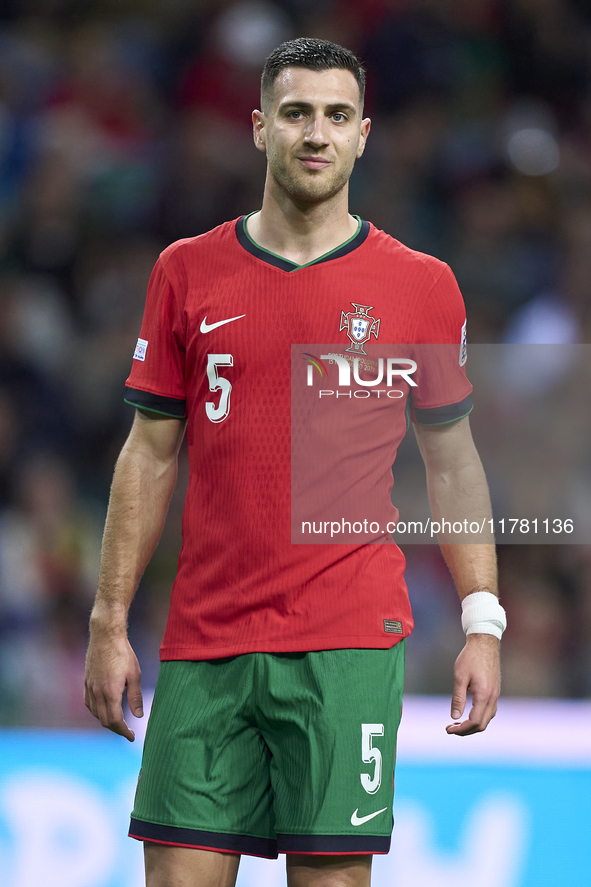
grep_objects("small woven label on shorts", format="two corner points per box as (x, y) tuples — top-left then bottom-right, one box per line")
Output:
(383, 619), (403, 634)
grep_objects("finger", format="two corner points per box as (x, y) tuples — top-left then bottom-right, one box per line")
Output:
(107, 717), (136, 742)
(467, 689), (487, 728)
(94, 690), (111, 730)
(104, 693), (136, 742)
(447, 690), (498, 735)
(85, 684), (98, 719)
(91, 686), (134, 741)
(446, 706), (484, 735)
(446, 711), (482, 735)
(469, 679), (500, 730)
(450, 674), (467, 721)
(478, 694), (499, 731)
(126, 671), (144, 719)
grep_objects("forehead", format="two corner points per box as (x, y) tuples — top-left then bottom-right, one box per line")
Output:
(270, 66), (361, 110)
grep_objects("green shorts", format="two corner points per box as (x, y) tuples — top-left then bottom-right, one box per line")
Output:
(129, 643), (405, 858)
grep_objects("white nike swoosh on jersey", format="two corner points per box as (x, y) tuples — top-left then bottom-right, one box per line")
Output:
(200, 314), (246, 333)
(350, 807), (388, 827)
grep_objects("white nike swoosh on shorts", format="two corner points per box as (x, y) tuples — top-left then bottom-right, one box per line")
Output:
(200, 314), (246, 333)
(350, 807), (388, 827)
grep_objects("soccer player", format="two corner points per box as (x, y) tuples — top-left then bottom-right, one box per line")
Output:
(84, 38), (505, 887)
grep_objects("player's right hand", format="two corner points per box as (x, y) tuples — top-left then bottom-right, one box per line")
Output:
(84, 630), (143, 742)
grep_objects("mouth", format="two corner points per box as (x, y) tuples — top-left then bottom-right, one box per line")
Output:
(298, 156), (331, 170)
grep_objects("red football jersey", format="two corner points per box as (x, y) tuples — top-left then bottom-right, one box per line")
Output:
(125, 216), (473, 660)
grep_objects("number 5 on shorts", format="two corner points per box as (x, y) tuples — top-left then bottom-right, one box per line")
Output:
(361, 723), (384, 795)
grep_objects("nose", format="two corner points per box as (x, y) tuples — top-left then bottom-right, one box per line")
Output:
(304, 112), (329, 148)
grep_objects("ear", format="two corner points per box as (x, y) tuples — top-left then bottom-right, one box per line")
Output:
(356, 117), (371, 159)
(252, 109), (267, 154)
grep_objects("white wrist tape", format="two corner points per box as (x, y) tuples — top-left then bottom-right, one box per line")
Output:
(461, 591), (507, 640)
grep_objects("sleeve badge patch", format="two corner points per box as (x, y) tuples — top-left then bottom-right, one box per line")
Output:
(133, 338), (148, 361)
(459, 320), (467, 366)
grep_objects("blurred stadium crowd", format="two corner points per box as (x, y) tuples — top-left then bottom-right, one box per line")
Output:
(0, 0), (590, 727)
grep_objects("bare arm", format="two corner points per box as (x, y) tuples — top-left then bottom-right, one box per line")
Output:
(84, 409), (186, 740)
(414, 415), (501, 736)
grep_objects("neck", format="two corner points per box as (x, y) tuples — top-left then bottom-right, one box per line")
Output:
(247, 179), (358, 266)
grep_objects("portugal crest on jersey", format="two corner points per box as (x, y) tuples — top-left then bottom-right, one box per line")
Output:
(339, 303), (381, 354)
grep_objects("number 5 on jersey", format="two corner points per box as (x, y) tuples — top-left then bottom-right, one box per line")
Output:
(206, 354), (233, 423)
(361, 723), (384, 794)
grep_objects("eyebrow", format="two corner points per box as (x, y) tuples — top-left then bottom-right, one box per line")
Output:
(279, 101), (358, 115)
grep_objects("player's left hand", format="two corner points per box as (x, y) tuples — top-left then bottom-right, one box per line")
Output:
(446, 633), (500, 736)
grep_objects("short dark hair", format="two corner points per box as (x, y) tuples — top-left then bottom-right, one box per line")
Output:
(261, 37), (366, 111)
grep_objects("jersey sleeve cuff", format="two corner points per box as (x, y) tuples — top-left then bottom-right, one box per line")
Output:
(124, 386), (186, 418)
(413, 393), (473, 426)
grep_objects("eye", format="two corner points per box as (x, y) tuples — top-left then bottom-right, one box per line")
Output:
(287, 110), (304, 119)
(332, 112), (347, 123)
